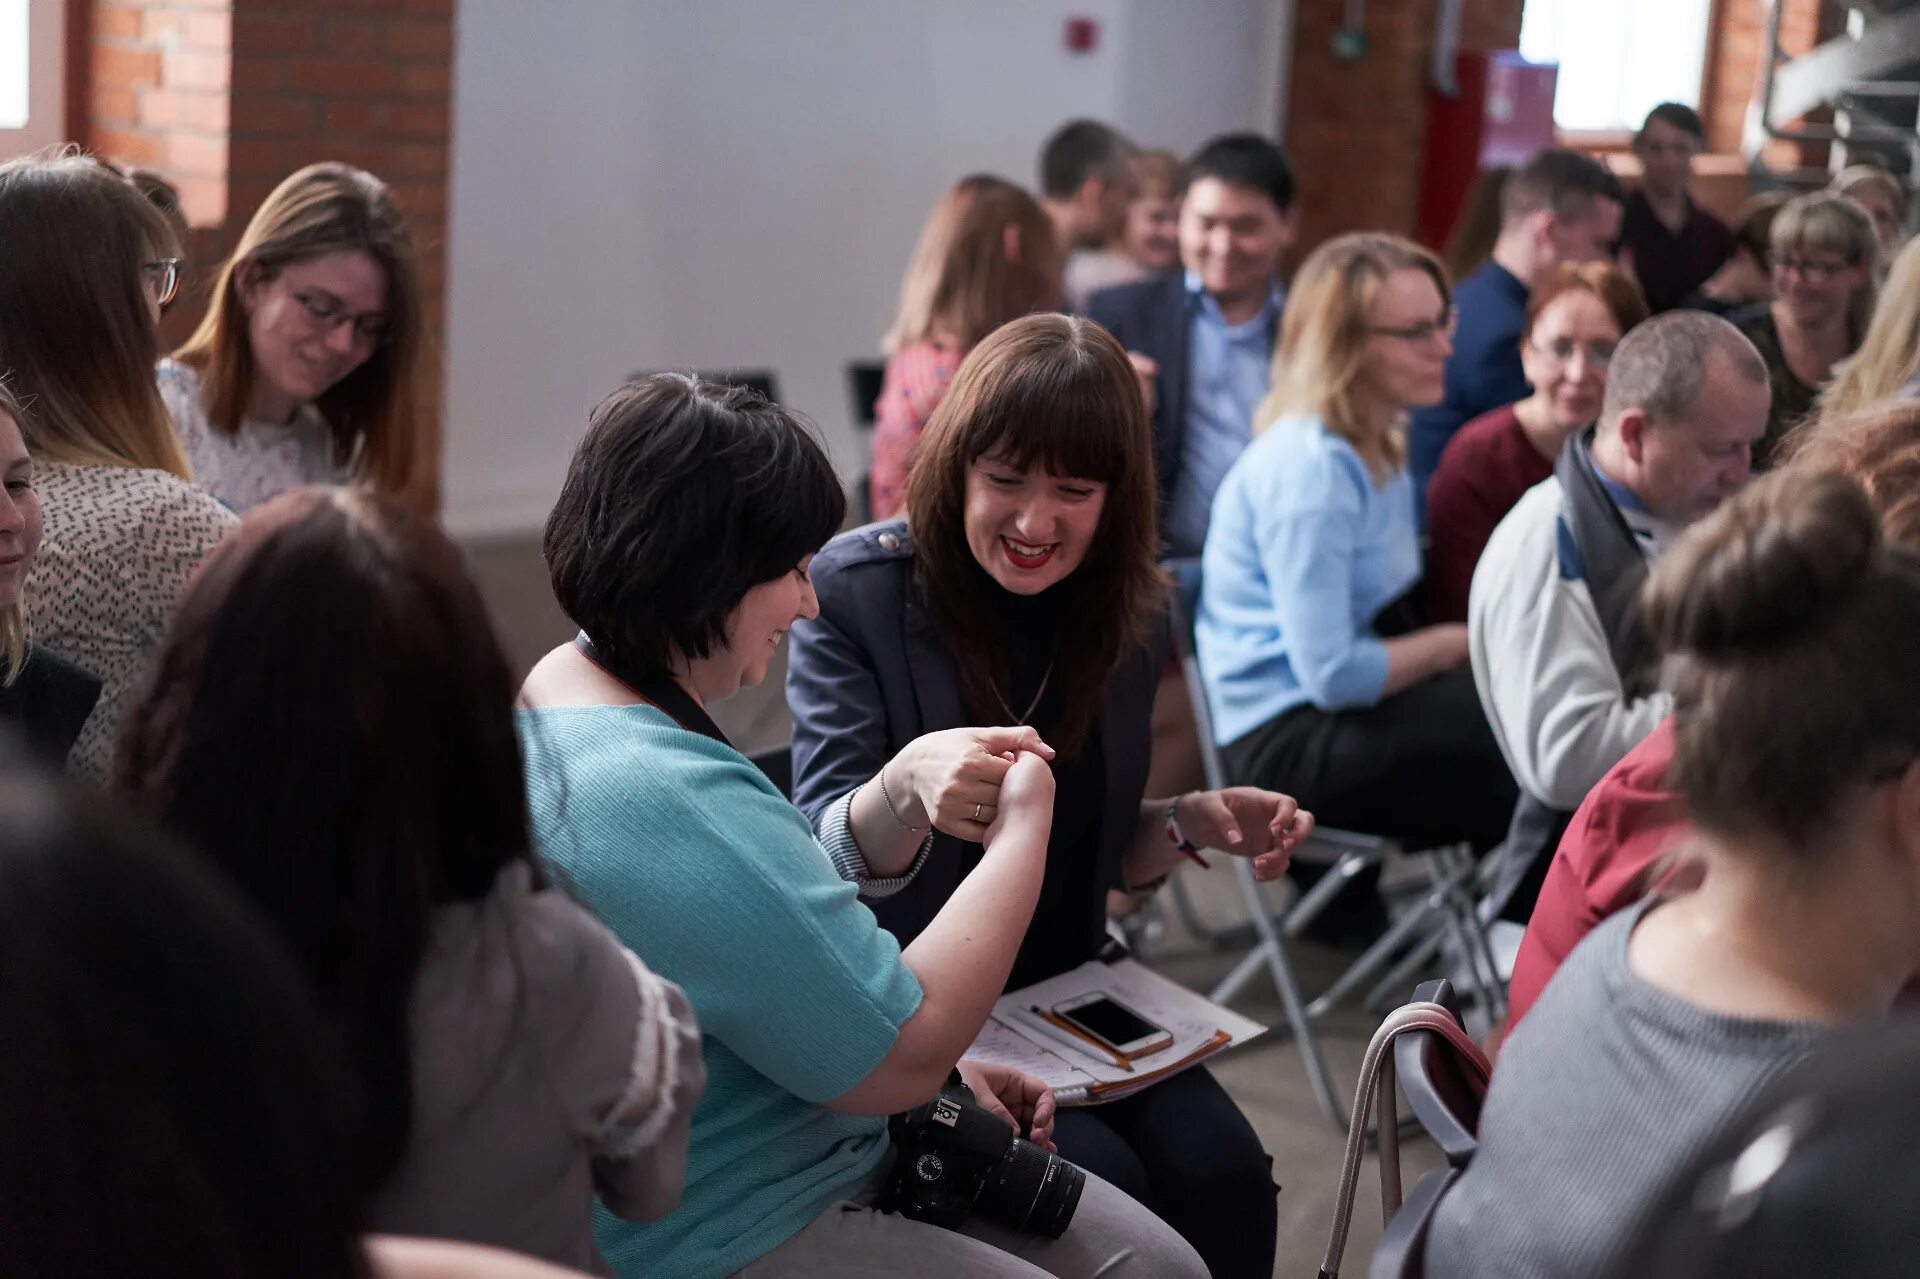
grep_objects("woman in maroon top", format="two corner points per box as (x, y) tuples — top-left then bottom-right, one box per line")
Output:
(1424, 261), (1648, 621)
(869, 175), (1059, 520)
(1618, 103), (1736, 314)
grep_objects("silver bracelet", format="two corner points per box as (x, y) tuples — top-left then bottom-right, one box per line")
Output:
(877, 764), (929, 833)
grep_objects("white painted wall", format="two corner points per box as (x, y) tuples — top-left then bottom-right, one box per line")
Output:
(443, 0), (1271, 536)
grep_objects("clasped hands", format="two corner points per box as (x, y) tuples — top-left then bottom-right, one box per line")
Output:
(890, 726), (1313, 879)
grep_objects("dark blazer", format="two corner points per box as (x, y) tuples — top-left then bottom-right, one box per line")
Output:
(786, 520), (1160, 957)
(0, 645), (102, 767)
(1086, 275), (1284, 526)
(1086, 274), (1192, 502)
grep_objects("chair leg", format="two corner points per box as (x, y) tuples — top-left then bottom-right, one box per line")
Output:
(1281, 849), (1379, 936)
(1440, 846), (1510, 1022)
(1216, 857), (1349, 1129)
(1306, 881), (1458, 1019)
(1362, 927), (1449, 1013)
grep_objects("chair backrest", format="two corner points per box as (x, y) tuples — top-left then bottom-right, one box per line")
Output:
(1160, 556), (1231, 793)
(847, 361), (886, 429)
(1368, 1166), (1460, 1279)
(1393, 978), (1485, 1167)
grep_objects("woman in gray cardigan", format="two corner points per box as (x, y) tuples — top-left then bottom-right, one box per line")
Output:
(788, 314), (1311, 1279)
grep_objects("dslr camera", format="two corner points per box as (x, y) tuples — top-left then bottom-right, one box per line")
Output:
(879, 1074), (1084, 1238)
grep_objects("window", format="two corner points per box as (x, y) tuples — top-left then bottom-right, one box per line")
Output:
(1520, 0), (1713, 134)
(1, 0), (27, 129)
(1, 0), (65, 152)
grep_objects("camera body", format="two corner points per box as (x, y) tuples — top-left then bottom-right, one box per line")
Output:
(881, 1076), (1084, 1239)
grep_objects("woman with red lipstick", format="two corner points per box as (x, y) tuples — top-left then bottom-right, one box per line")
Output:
(1425, 261), (1649, 621)
(1731, 192), (1877, 464)
(789, 313), (1308, 1279)
(162, 162), (429, 512)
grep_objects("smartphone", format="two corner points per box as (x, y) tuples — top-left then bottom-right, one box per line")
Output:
(1051, 992), (1175, 1060)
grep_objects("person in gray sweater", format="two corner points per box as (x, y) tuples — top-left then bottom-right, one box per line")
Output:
(116, 487), (703, 1276)
(1426, 467), (1920, 1279)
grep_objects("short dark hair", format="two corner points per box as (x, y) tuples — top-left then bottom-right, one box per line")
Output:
(1637, 101), (1706, 145)
(1182, 132), (1295, 215)
(0, 738), (365, 1277)
(1039, 119), (1133, 199)
(1500, 147), (1625, 227)
(545, 374), (846, 680)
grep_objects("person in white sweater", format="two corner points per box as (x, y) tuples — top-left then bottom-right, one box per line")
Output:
(1468, 313), (1769, 845)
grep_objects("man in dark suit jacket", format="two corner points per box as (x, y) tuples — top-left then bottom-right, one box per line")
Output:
(1086, 133), (1297, 558)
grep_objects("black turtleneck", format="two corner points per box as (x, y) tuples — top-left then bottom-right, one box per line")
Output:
(965, 574), (1110, 989)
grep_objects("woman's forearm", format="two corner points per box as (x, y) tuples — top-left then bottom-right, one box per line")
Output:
(846, 760), (927, 877)
(1381, 624), (1469, 698)
(1121, 795), (1188, 889)
(825, 806), (1049, 1115)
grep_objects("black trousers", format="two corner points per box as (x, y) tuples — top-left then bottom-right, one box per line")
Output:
(1050, 1065), (1277, 1279)
(1220, 668), (1518, 854)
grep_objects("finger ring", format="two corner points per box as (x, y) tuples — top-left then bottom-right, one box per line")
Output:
(973, 802), (983, 821)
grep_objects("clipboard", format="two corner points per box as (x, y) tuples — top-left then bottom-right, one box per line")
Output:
(964, 957), (1266, 1105)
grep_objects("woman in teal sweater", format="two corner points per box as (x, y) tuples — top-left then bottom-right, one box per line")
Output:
(517, 374), (1205, 1279)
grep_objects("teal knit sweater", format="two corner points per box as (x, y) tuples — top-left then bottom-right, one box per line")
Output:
(519, 705), (923, 1279)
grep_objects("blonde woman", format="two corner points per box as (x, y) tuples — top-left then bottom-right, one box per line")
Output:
(1730, 191), (1878, 461)
(1821, 235), (1920, 416)
(0, 153), (237, 780)
(1833, 164), (1909, 265)
(1197, 233), (1517, 853)
(868, 175), (1060, 519)
(163, 162), (428, 511)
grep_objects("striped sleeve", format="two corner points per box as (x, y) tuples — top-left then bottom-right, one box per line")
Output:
(817, 787), (933, 900)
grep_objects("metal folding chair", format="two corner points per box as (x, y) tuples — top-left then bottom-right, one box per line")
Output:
(1162, 559), (1506, 1129)
(1320, 983), (1491, 1279)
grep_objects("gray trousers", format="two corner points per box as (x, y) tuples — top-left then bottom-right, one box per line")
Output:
(730, 1167), (1208, 1278)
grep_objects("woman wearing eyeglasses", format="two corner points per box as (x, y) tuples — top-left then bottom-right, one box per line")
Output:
(0, 153), (238, 781)
(160, 163), (428, 512)
(1424, 262), (1650, 622)
(1197, 233), (1518, 856)
(1730, 192), (1878, 463)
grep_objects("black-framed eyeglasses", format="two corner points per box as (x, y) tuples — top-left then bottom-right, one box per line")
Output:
(1773, 255), (1851, 283)
(290, 288), (390, 348)
(1368, 306), (1456, 344)
(143, 258), (183, 308)
(1529, 337), (1617, 369)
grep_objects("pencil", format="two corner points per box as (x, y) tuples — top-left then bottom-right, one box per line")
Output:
(1027, 1005), (1134, 1073)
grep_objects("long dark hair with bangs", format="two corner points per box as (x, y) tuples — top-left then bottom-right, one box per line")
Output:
(906, 313), (1164, 754)
(115, 486), (543, 1195)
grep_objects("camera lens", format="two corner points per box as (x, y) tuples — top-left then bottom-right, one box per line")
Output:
(975, 1135), (1085, 1239)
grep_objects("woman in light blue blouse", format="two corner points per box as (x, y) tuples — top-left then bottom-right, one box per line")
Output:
(517, 375), (1205, 1279)
(1197, 233), (1517, 853)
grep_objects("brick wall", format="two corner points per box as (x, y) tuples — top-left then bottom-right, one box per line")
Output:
(1279, 0), (1857, 264)
(74, 0), (453, 509)
(1704, 0), (1839, 165)
(1283, 0), (1526, 261)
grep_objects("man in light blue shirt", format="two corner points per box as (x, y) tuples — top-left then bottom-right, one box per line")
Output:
(1087, 133), (1298, 558)
(1166, 273), (1285, 558)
